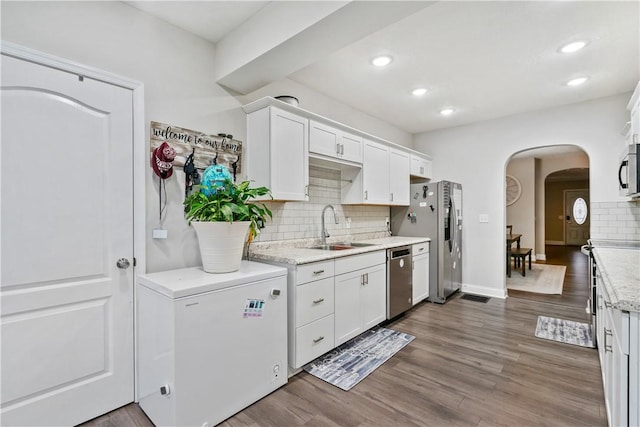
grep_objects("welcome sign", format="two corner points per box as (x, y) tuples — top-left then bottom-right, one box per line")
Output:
(150, 121), (243, 176)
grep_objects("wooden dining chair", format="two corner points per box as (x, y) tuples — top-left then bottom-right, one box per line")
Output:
(506, 225), (513, 235)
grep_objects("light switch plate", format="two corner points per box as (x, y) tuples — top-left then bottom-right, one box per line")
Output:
(479, 214), (489, 223)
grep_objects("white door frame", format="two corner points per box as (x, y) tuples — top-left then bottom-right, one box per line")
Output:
(0, 40), (146, 400)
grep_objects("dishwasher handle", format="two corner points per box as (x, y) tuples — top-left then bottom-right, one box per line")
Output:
(389, 247), (411, 259)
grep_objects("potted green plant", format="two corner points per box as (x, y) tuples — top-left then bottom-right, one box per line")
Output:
(184, 169), (272, 273)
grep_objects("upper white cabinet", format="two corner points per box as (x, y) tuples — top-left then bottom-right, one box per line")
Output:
(362, 140), (390, 204)
(410, 154), (433, 180)
(342, 140), (412, 206)
(243, 97), (434, 205)
(389, 148), (410, 205)
(309, 120), (362, 164)
(246, 106), (309, 201)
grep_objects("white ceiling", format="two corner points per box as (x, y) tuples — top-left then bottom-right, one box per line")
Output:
(125, 1), (639, 135)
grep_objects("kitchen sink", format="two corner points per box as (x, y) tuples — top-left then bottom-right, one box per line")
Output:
(306, 242), (378, 250)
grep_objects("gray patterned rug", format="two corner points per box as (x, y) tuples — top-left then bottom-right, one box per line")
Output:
(534, 316), (594, 348)
(303, 327), (415, 391)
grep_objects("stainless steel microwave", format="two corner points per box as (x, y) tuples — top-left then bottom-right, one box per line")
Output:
(619, 143), (639, 197)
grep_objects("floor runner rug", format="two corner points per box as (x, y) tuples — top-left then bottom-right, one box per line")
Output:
(303, 327), (415, 391)
(507, 264), (566, 294)
(534, 315), (594, 348)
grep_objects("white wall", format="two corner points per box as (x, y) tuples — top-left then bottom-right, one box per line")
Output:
(1, 1), (412, 273)
(413, 93), (631, 298)
(506, 157), (536, 255)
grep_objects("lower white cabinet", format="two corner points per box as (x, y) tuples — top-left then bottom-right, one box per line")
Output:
(597, 273), (639, 427)
(274, 250), (388, 370)
(411, 242), (429, 305)
(334, 251), (386, 346)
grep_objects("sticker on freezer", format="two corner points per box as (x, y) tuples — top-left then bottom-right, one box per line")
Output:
(243, 299), (265, 318)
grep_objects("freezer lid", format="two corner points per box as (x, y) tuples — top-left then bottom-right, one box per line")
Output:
(137, 261), (287, 299)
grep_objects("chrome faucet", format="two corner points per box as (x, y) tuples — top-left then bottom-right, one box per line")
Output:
(321, 205), (338, 245)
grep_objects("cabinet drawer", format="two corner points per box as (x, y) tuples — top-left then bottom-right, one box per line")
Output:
(412, 242), (429, 255)
(297, 260), (335, 285)
(294, 314), (335, 368)
(296, 277), (334, 327)
(335, 250), (386, 276)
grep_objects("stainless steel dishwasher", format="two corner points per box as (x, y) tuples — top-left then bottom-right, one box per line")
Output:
(387, 245), (413, 319)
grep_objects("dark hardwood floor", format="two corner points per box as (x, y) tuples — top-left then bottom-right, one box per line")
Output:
(82, 245), (605, 427)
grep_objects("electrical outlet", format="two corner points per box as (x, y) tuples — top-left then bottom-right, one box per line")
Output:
(479, 214), (489, 223)
(345, 217), (352, 229)
(272, 363), (282, 382)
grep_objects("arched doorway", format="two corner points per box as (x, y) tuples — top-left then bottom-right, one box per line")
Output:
(504, 145), (591, 308)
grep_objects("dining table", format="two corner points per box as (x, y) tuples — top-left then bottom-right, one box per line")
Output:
(506, 233), (522, 277)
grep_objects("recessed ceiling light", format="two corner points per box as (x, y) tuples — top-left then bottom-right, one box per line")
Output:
(440, 108), (455, 116)
(566, 76), (589, 86)
(559, 40), (588, 53)
(371, 55), (393, 67)
(412, 88), (428, 96)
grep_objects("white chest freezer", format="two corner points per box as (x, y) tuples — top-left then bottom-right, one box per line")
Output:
(136, 261), (288, 427)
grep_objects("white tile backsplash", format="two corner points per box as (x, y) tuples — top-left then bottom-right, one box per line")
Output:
(590, 200), (640, 240)
(254, 166), (390, 242)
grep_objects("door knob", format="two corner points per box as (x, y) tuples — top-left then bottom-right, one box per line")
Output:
(116, 258), (131, 269)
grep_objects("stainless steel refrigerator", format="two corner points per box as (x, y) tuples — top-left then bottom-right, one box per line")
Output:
(391, 181), (462, 303)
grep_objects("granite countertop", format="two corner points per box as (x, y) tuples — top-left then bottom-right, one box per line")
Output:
(248, 235), (430, 265)
(592, 243), (640, 313)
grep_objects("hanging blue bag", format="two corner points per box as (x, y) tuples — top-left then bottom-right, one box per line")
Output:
(201, 164), (232, 196)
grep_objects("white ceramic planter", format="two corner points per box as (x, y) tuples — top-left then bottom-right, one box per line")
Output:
(191, 221), (250, 273)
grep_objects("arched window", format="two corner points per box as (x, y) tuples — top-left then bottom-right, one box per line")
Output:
(573, 197), (588, 225)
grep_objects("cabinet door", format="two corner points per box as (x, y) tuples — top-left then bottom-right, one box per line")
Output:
(412, 253), (429, 305)
(309, 120), (339, 159)
(334, 269), (364, 346)
(270, 108), (309, 201)
(309, 121), (363, 164)
(410, 154), (432, 179)
(631, 99), (639, 145)
(389, 148), (410, 205)
(362, 140), (389, 204)
(339, 131), (363, 164)
(361, 264), (386, 330)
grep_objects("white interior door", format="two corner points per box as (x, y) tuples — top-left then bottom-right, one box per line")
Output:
(1, 54), (134, 426)
(564, 189), (590, 246)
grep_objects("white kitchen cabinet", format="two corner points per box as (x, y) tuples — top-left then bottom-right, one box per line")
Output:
(389, 148), (410, 205)
(410, 154), (433, 180)
(334, 251), (386, 346)
(411, 242), (429, 305)
(246, 106), (309, 201)
(597, 273), (639, 427)
(309, 120), (362, 164)
(289, 260), (335, 369)
(342, 140), (412, 206)
(361, 139), (389, 204)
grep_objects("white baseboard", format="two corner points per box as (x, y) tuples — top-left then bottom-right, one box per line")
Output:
(546, 240), (565, 245)
(461, 283), (507, 299)
(536, 254), (546, 261)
